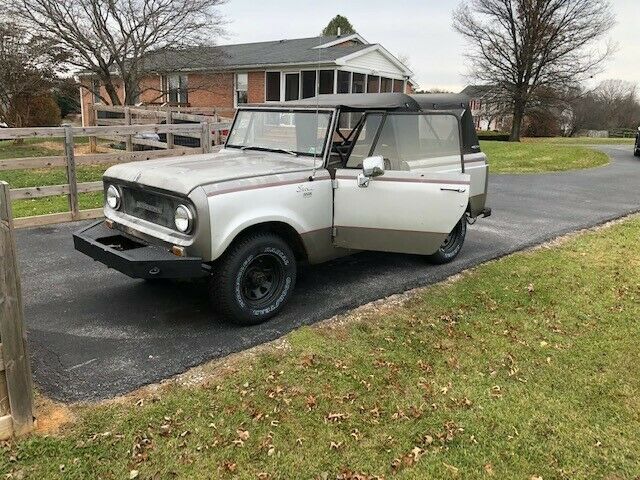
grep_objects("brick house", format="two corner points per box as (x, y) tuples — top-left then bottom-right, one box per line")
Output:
(460, 85), (511, 131)
(79, 33), (416, 125)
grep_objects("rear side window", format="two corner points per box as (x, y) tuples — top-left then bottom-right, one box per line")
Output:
(371, 114), (461, 170)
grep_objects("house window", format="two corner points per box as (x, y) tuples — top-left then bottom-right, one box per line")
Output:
(165, 74), (188, 104)
(367, 75), (380, 93)
(285, 73), (300, 101)
(352, 73), (365, 93)
(318, 70), (335, 95)
(337, 70), (351, 94)
(235, 73), (248, 106)
(301, 70), (317, 98)
(380, 77), (393, 93)
(393, 79), (404, 93)
(266, 72), (281, 101)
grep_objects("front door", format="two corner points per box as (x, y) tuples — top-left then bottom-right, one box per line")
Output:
(333, 112), (470, 255)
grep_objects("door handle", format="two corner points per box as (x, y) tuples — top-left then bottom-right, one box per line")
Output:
(440, 187), (467, 193)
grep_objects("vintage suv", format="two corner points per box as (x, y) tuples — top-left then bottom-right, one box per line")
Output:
(74, 93), (490, 325)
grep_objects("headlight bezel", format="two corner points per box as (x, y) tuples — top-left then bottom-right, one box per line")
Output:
(174, 204), (195, 234)
(106, 184), (122, 210)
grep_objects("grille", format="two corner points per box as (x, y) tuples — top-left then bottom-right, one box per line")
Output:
(121, 187), (178, 229)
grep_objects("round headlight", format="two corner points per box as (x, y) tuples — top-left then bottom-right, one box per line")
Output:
(174, 204), (194, 233)
(106, 185), (121, 210)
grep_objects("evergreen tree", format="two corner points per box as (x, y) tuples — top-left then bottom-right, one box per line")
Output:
(321, 15), (355, 37)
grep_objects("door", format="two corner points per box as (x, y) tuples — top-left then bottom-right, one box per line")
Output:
(333, 112), (470, 255)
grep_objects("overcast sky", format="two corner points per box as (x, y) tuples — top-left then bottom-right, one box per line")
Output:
(217, 0), (639, 92)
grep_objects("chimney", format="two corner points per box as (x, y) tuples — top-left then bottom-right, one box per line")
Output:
(337, 27), (341, 37)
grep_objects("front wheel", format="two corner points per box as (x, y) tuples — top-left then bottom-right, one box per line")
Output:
(426, 216), (467, 264)
(210, 232), (297, 325)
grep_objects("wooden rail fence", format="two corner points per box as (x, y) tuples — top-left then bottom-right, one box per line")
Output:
(91, 105), (231, 151)
(0, 182), (35, 439)
(0, 120), (229, 228)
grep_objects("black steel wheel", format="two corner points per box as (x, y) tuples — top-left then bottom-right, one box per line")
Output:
(210, 232), (296, 325)
(426, 216), (467, 264)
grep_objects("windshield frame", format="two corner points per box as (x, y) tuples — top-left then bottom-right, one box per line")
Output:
(225, 106), (337, 160)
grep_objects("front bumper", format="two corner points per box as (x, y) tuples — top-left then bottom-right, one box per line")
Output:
(73, 221), (207, 279)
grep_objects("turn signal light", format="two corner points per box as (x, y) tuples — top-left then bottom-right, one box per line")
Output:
(172, 245), (186, 257)
(105, 219), (115, 229)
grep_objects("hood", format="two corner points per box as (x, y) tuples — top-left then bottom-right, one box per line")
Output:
(104, 149), (318, 196)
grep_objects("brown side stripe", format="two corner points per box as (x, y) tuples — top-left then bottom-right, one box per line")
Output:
(207, 176), (330, 197)
(334, 175), (470, 186)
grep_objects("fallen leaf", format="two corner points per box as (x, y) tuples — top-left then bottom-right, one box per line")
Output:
(443, 462), (459, 474)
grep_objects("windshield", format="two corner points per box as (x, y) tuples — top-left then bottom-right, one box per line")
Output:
(226, 110), (332, 157)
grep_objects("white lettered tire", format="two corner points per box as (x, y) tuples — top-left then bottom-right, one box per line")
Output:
(210, 232), (296, 325)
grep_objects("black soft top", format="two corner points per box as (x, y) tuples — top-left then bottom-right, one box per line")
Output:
(256, 93), (470, 112)
(242, 93), (480, 154)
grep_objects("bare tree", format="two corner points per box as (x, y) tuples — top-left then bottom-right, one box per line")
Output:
(595, 79), (640, 130)
(0, 20), (65, 127)
(9, 0), (226, 106)
(453, 0), (615, 141)
(561, 80), (640, 136)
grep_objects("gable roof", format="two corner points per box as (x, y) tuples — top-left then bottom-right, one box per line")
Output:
(140, 35), (372, 73)
(460, 85), (502, 98)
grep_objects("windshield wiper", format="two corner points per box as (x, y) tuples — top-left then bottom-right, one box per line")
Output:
(240, 145), (298, 157)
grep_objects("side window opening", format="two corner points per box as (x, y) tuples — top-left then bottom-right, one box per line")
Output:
(344, 113), (462, 171)
(346, 113), (383, 168)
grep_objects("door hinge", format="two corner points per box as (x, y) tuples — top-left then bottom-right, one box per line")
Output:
(332, 179), (339, 189)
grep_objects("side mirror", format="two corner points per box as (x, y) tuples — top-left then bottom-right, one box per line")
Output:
(362, 156), (385, 178)
(358, 156), (385, 188)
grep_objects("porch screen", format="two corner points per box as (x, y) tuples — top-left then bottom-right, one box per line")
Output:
(266, 72), (281, 101)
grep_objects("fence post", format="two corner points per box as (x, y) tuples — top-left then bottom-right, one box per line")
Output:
(201, 122), (212, 153)
(124, 106), (133, 152)
(63, 124), (79, 220)
(0, 182), (35, 438)
(213, 113), (221, 146)
(166, 109), (174, 149)
(89, 106), (98, 154)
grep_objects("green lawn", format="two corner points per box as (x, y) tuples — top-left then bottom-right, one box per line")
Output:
(0, 138), (112, 218)
(482, 141), (610, 173)
(523, 136), (635, 145)
(3, 215), (639, 479)
(0, 137), (98, 160)
(0, 165), (108, 218)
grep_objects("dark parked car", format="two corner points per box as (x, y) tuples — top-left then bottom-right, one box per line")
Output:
(635, 127), (640, 157)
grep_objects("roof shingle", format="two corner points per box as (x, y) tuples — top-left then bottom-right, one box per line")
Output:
(140, 36), (370, 72)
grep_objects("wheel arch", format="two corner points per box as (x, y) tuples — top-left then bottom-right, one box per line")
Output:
(220, 221), (308, 263)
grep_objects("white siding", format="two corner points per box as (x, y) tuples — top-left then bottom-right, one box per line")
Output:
(343, 50), (404, 78)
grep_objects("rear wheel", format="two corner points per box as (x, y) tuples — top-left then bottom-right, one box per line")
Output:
(426, 216), (467, 264)
(210, 232), (296, 325)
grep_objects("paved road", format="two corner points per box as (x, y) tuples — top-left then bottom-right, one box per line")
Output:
(16, 145), (640, 402)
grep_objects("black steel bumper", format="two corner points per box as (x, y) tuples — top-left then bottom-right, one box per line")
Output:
(73, 221), (207, 279)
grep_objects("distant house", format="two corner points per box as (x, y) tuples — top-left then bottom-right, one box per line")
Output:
(460, 85), (511, 131)
(79, 33), (416, 125)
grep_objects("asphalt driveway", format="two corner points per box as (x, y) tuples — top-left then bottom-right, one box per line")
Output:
(16, 145), (640, 402)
